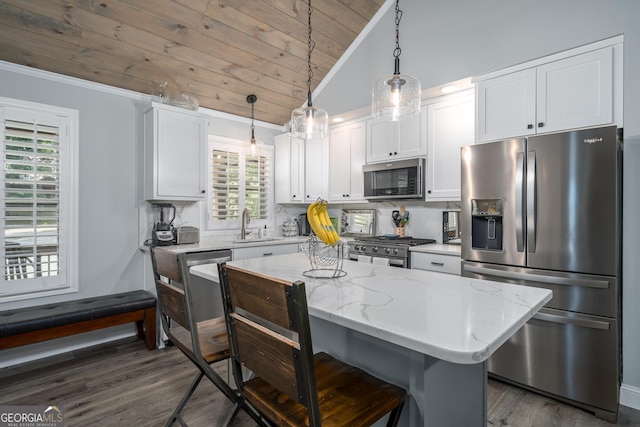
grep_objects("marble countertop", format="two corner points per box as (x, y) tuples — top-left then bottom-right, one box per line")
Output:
(191, 252), (551, 365)
(410, 243), (461, 256)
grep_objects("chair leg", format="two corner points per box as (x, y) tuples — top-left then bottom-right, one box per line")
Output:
(166, 371), (204, 427)
(385, 400), (406, 427)
(220, 402), (241, 427)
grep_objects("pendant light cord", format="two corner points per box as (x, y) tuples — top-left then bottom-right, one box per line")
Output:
(393, 0), (402, 75)
(306, 0), (315, 108)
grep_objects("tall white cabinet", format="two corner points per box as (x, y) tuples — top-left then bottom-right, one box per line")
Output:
(475, 38), (622, 143)
(328, 119), (367, 202)
(143, 103), (208, 201)
(424, 90), (474, 201)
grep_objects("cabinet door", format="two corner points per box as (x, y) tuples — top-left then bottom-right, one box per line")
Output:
(290, 137), (305, 202)
(347, 123), (366, 200)
(395, 113), (425, 159)
(304, 136), (325, 202)
(476, 68), (536, 143)
(536, 47), (613, 134)
(274, 134), (291, 204)
(233, 243), (299, 260)
(146, 107), (207, 201)
(426, 92), (474, 201)
(328, 126), (351, 201)
(328, 121), (367, 202)
(367, 120), (396, 163)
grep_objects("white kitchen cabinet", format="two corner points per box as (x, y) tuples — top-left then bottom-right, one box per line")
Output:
(366, 113), (424, 163)
(411, 252), (461, 275)
(328, 119), (367, 202)
(143, 103), (208, 201)
(233, 243), (299, 260)
(425, 90), (474, 201)
(476, 44), (620, 143)
(274, 133), (328, 204)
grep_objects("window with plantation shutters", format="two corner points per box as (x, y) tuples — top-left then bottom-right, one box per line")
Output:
(1, 97), (78, 301)
(207, 137), (272, 230)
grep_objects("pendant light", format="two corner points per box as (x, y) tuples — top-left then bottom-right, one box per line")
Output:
(290, 0), (328, 139)
(371, 0), (421, 121)
(247, 94), (258, 155)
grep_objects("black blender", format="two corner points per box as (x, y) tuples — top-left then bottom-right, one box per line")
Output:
(152, 203), (176, 246)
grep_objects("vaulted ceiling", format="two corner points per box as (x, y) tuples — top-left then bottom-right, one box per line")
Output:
(0, 0), (386, 125)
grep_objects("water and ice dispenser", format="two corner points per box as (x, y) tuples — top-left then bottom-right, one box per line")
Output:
(471, 199), (503, 251)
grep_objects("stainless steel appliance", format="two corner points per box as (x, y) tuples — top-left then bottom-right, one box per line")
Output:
(460, 125), (621, 422)
(152, 203), (176, 246)
(174, 226), (200, 244)
(363, 158), (424, 200)
(298, 213), (311, 236)
(349, 236), (435, 268)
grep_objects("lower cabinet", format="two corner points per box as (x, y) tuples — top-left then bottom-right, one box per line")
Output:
(233, 243), (299, 260)
(411, 251), (461, 275)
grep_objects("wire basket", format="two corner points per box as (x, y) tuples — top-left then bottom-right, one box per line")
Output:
(302, 235), (346, 279)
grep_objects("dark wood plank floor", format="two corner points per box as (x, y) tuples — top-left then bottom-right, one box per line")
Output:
(1, 337), (639, 426)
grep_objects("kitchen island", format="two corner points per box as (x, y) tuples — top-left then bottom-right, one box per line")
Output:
(191, 253), (551, 426)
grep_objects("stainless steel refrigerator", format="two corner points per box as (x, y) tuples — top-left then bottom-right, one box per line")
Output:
(460, 125), (621, 422)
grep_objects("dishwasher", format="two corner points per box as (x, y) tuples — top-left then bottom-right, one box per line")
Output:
(184, 249), (232, 322)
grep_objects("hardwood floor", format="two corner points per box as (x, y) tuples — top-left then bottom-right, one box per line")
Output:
(1, 337), (639, 426)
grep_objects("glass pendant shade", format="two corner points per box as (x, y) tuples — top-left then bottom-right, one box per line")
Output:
(291, 105), (329, 139)
(372, 73), (421, 121)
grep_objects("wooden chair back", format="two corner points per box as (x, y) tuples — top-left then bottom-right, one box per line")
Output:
(218, 263), (321, 425)
(149, 248), (193, 334)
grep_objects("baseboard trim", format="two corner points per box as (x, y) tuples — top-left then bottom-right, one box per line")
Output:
(621, 383), (640, 410)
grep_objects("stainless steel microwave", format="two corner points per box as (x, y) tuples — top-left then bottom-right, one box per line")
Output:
(363, 158), (424, 200)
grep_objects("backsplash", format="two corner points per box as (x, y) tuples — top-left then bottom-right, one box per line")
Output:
(138, 200), (460, 245)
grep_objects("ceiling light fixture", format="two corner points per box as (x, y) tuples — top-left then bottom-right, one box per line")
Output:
(371, 0), (421, 121)
(291, 0), (328, 139)
(247, 94), (258, 155)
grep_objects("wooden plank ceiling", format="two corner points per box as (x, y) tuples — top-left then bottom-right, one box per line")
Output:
(0, 0), (385, 125)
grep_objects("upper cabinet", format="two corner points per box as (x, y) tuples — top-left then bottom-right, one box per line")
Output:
(475, 39), (622, 143)
(425, 90), (474, 201)
(274, 133), (328, 204)
(328, 119), (367, 202)
(366, 113), (424, 163)
(143, 103), (208, 201)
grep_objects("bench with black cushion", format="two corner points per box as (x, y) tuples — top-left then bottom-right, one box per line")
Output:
(0, 290), (157, 351)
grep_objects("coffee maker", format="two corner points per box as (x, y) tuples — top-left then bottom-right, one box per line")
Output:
(152, 203), (176, 246)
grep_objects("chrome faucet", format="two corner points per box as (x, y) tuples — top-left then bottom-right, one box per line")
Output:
(240, 208), (250, 239)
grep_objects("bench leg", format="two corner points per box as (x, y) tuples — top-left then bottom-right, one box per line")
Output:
(143, 307), (157, 350)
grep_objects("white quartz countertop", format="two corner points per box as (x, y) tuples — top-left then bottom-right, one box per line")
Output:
(410, 243), (461, 256)
(191, 252), (551, 365)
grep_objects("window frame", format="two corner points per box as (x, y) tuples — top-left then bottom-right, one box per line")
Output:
(0, 97), (79, 302)
(205, 135), (273, 233)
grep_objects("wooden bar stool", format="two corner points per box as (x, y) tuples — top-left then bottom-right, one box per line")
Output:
(218, 263), (408, 427)
(150, 248), (265, 426)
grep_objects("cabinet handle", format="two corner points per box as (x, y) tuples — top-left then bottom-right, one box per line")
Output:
(538, 122), (544, 128)
(201, 190), (205, 193)
(431, 262), (445, 267)
(527, 124), (533, 129)
(428, 190), (431, 194)
(262, 252), (273, 256)
(394, 151), (398, 155)
(389, 152), (393, 156)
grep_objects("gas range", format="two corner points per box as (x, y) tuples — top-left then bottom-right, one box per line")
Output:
(349, 236), (436, 268)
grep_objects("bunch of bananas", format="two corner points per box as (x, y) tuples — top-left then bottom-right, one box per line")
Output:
(307, 199), (340, 246)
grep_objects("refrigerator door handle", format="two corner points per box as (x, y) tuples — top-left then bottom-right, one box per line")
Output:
(533, 311), (611, 331)
(463, 264), (610, 289)
(515, 152), (525, 252)
(527, 151), (536, 253)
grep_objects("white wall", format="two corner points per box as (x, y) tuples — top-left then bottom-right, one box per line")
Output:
(0, 62), (281, 367)
(315, 0), (640, 407)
